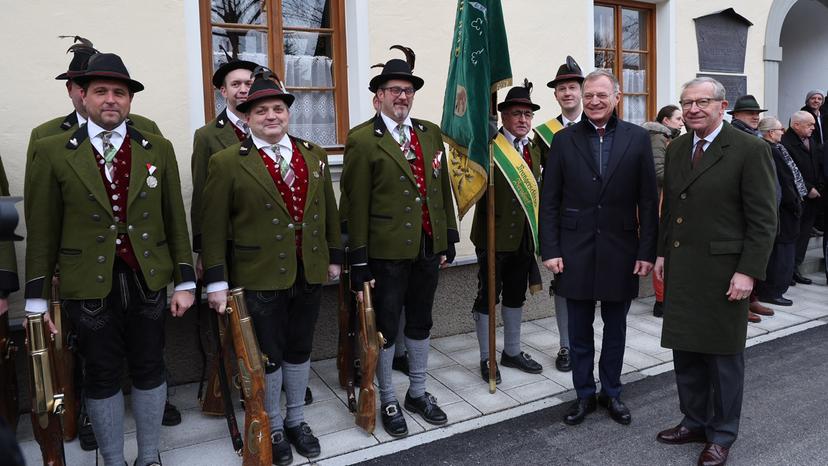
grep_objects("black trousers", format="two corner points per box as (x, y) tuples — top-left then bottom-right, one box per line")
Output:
(795, 199), (819, 266)
(755, 241), (795, 299)
(246, 262), (322, 373)
(64, 260), (167, 399)
(673, 350), (744, 448)
(567, 299), (630, 399)
(472, 234), (534, 313)
(370, 234), (440, 348)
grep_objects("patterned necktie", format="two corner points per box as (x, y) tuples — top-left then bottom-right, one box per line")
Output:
(397, 123), (413, 161)
(271, 144), (295, 187)
(100, 131), (118, 164)
(240, 122), (250, 136)
(513, 139), (522, 153)
(692, 139), (706, 169)
(566, 121), (574, 127)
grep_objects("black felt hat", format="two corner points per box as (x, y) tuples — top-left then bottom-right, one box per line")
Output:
(727, 94), (767, 114)
(236, 66), (294, 113)
(497, 80), (540, 111)
(55, 35), (99, 80)
(547, 56), (584, 88)
(211, 47), (258, 88)
(74, 53), (144, 93)
(369, 45), (423, 93)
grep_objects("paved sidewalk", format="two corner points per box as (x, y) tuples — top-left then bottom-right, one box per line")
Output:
(16, 272), (828, 465)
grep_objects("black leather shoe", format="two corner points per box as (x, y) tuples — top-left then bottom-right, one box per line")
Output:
(501, 351), (543, 374)
(656, 424), (706, 444)
(563, 396), (596, 425)
(381, 401), (408, 437)
(392, 352), (410, 375)
(757, 296), (793, 306)
(793, 272), (812, 285)
(652, 301), (664, 317)
(480, 359), (501, 384)
(404, 391), (447, 425)
(78, 414), (98, 451)
(285, 422), (321, 458)
(597, 394), (632, 425)
(162, 401), (181, 426)
(270, 429), (293, 466)
(555, 347), (572, 372)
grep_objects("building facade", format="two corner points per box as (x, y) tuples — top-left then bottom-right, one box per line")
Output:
(1, 0), (826, 319)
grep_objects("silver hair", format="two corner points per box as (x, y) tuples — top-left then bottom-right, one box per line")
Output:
(757, 116), (781, 136)
(680, 77), (726, 101)
(584, 69), (620, 95)
(791, 110), (815, 124)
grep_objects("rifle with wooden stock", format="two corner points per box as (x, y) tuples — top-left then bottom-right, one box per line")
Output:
(199, 288), (239, 417)
(26, 313), (66, 466)
(355, 283), (383, 433)
(50, 279), (77, 441)
(0, 312), (19, 430)
(336, 258), (357, 413)
(226, 287), (271, 466)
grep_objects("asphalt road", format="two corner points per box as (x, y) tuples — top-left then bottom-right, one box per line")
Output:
(360, 323), (828, 466)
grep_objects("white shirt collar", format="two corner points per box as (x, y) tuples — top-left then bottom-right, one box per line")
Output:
(76, 111), (87, 127)
(692, 121), (725, 152)
(561, 114), (581, 127)
(225, 108), (247, 131)
(502, 128), (529, 149)
(252, 132), (292, 163)
(380, 112), (413, 142)
(87, 119), (127, 154)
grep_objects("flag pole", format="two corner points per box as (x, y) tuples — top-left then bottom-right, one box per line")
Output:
(487, 92), (498, 394)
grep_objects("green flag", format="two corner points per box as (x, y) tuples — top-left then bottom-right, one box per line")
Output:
(441, 0), (512, 219)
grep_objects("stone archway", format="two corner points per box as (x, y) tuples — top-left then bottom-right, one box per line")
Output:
(763, 0), (798, 117)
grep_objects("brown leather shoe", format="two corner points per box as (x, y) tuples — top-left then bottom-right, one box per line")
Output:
(749, 301), (774, 316)
(656, 425), (706, 444)
(747, 312), (761, 323)
(698, 443), (729, 466)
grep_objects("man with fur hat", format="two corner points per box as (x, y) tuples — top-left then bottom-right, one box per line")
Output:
(25, 53), (196, 466)
(203, 68), (342, 465)
(340, 50), (459, 437)
(470, 82), (544, 385)
(533, 56), (586, 373)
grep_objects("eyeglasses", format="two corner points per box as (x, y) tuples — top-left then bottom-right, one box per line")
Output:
(381, 86), (416, 97)
(679, 98), (722, 110)
(507, 110), (534, 119)
(583, 93), (613, 101)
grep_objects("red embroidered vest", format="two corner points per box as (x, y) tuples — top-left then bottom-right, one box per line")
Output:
(406, 128), (433, 237)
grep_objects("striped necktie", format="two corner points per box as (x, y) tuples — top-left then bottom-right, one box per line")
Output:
(271, 144), (295, 186)
(99, 131), (118, 164)
(398, 123), (414, 161)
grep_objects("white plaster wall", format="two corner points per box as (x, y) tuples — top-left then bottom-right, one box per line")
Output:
(778, 0), (828, 123)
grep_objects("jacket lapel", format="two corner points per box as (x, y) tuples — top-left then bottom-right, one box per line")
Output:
(65, 128), (111, 215)
(412, 119), (434, 190)
(215, 109), (243, 148)
(294, 138), (322, 210)
(238, 138), (287, 212)
(570, 123), (600, 175)
(678, 125), (728, 192)
(126, 127), (157, 208)
(600, 122), (631, 195)
(374, 115), (417, 185)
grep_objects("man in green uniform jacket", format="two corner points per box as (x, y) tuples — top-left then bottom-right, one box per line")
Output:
(654, 77), (777, 466)
(341, 56), (458, 438)
(24, 53), (195, 466)
(203, 69), (342, 466)
(470, 84), (544, 384)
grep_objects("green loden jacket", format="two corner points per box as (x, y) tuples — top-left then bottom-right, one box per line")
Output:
(341, 115), (458, 263)
(0, 155), (19, 295)
(659, 122), (777, 355)
(24, 125), (195, 300)
(470, 130), (543, 252)
(25, 111), (162, 222)
(201, 137), (343, 290)
(190, 109), (245, 252)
